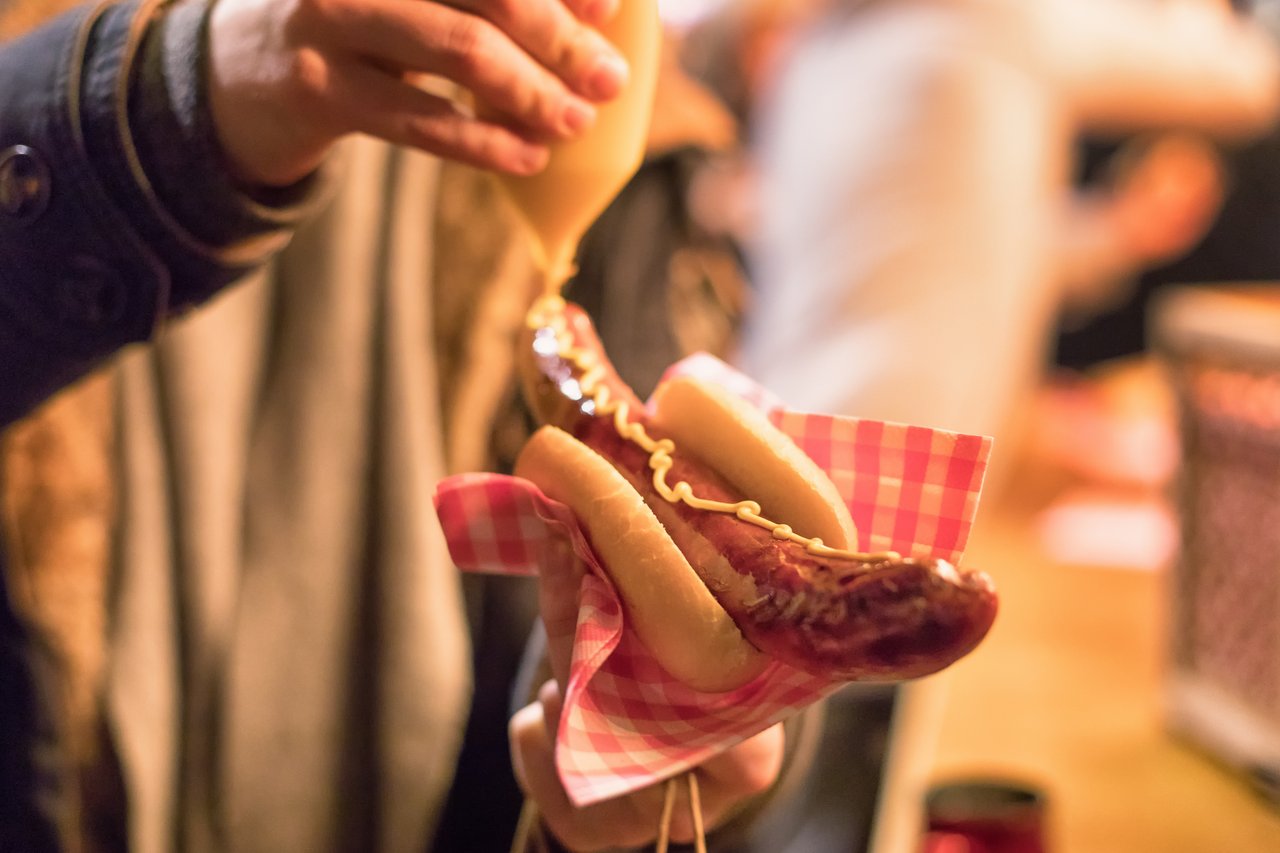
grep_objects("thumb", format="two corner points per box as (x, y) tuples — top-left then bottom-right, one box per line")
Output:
(538, 678), (565, 738)
(538, 537), (586, 688)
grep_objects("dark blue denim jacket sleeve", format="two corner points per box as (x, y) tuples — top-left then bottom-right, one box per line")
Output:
(0, 0), (324, 430)
(1, 3), (326, 849)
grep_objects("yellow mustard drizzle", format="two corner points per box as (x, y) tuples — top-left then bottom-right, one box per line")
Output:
(529, 296), (902, 564)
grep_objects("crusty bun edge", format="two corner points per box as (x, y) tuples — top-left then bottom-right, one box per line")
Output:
(515, 426), (767, 693)
(650, 376), (858, 550)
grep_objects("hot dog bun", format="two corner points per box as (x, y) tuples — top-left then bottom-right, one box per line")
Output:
(515, 425), (768, 692)
(516, 297), (998, 685)
(651, 376), (858, 550)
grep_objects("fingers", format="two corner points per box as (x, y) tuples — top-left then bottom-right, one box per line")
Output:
(325, 58), (551, 174)
(510, 684), (786, 851)
(308, 0), (626, 143)
(209, 0), (633, 184)
(688, 724), (786, 821)
(511, 682), (667, 851)
(320, 0), (607, 139)
(450, 0), (629, 100)
(648, 725), (785, 844)
(560, 0), (621, 28)
(538, 678), (565, 733)
(1110, 135), (1225, 260)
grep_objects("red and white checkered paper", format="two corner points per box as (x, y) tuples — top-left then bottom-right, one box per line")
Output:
(433, 355), (992, 806)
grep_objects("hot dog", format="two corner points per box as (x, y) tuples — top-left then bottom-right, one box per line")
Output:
(515, 296), (998, 692)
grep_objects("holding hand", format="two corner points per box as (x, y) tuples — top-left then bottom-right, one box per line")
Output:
(507, 543), (785, 852)
(510, 682), (784, 851)
(206, 0), (631, 186)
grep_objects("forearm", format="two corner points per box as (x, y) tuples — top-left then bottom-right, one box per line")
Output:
(0, 0), (326, 428)
(1038, 0), (1280, 137)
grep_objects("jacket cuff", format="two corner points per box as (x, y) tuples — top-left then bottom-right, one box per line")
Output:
(127, 0), (331, 304)
(85, 0), (329, 312)
(0, 0), (328, 426)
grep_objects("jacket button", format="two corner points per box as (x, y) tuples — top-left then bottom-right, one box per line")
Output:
(0, 145), (51, 222)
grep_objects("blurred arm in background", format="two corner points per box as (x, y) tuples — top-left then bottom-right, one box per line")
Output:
(740, 0), (1278, 443)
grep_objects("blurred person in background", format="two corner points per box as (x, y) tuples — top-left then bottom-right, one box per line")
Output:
(720, 2), (1279, 850)
(0, 1), (792, 851)
(739, 0), (1279, 448)
(1048, 2), (1280, 488)
(1059, 0), (1280, 375)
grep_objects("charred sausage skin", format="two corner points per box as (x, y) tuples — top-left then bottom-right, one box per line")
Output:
(521, 301), (997, 681)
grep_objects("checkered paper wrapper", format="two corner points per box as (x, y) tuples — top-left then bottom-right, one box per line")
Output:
(433, 355), (992, 806)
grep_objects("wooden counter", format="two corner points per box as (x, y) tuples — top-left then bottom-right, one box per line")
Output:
(928, 476), (1280, 852)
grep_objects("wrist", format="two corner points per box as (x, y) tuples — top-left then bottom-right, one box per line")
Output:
(207, 92), (330, 187)
(205, 0), (334, 187)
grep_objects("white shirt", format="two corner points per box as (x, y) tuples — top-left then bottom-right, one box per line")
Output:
(741, 0), (1279, 438)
